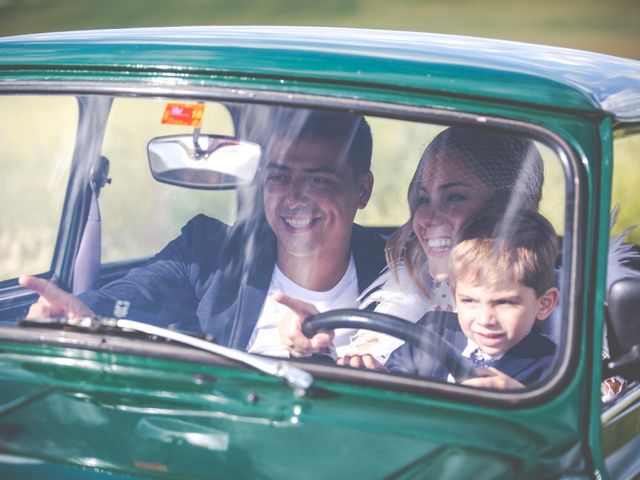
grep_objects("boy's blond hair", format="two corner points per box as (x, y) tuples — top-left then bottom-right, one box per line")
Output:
(448, 209), (559, 296)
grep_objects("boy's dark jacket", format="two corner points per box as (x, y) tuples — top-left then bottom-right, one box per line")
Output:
(385, 310), (557, 386)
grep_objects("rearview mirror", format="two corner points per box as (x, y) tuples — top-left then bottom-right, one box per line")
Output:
(147, 134), (261, 189)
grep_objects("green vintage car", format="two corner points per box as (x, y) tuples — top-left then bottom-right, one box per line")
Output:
(0, 27), (639, 479)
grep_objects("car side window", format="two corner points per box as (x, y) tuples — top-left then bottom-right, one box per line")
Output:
(605, 131), (640, 370)
(99, 98), (237, 263)
(0, 95), (76, 280)
(3, 95), (573, 393)
(611, 132), (640, 248)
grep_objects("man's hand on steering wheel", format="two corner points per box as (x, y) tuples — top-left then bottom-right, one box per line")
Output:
(275, 292), (334, 358)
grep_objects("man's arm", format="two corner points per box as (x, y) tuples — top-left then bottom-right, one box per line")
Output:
(19, 275), (94, 318)
(80, 214), (226, 328)
(20, 214), (226, 330)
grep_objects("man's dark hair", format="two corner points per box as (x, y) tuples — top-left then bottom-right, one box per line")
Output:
(297, 110), (373, 177)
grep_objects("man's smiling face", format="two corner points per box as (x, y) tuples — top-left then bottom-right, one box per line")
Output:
(263, 136), (371, 266)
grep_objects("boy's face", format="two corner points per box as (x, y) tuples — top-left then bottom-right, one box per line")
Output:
(453, 279), (559, 356)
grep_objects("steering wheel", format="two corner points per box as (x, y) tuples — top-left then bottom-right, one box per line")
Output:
(302, 309), (477, 379)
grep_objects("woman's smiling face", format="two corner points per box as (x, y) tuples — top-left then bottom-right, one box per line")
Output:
(411, 154), (492, 281)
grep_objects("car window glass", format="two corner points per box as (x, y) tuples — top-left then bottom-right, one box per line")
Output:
(0, 95), (76, 279)
(356, 120), (438, 227)
(359, 121), (565, 233)
(3, 96), (571, 393)
(611, 133), (640, 245)
(601, 131), (640, 468)
(102, 100), (569, 390)
(607, 132), (640, 366)
(99, 98), (236, 262)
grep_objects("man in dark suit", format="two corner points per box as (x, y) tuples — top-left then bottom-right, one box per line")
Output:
(19, 110), (386, 354)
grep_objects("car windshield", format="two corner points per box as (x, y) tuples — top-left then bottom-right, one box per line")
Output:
(1, 94), (570, 391)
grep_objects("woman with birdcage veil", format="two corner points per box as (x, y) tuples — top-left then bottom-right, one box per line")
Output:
(336, 126), (549, 364)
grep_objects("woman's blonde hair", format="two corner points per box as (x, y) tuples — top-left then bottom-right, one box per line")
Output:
(386, 127), (544, 298)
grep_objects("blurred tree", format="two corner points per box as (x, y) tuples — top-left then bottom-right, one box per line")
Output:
(0, 0), (638, 59)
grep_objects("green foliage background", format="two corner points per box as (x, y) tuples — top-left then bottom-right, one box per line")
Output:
(1, 0), (639, 278)
(0, 0), (638, 59)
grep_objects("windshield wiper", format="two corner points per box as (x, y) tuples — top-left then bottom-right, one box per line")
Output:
(18, 316), (313, 394)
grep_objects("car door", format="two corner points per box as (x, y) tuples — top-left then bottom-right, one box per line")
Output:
(601, 128), (640, 480)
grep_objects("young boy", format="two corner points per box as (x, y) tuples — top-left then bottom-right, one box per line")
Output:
(386, 209), (560, 389)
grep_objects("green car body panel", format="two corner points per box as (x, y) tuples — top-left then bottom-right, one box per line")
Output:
(0, 27), (639, 479)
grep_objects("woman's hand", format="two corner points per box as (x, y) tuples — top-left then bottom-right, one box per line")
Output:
(337, 354), (388, 371)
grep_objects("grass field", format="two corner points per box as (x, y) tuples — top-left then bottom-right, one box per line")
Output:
(0, 0), (639, 59)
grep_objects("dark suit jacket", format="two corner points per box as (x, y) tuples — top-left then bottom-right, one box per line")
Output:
(386, 310), (557, 386)
(81, 214), (386, 350)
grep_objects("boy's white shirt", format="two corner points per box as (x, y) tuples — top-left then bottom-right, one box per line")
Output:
(247, 256), (359, 358)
